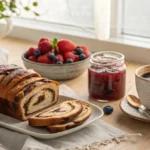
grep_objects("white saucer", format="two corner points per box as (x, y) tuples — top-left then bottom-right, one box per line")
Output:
(120, 98), (150, 122)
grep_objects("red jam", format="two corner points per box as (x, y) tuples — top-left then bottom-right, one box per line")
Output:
(88, 52), (126, 101)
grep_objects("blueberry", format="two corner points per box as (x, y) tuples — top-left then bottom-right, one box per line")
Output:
(103, 106), (113, 115)
(79, 54), (86, 60)
(53, 56), (59, 62)
(48, 52), (55, 60)
(34, 50), (41, 57)
(56, 61), (63, 64)
(66, 59), (73, 63)
(24, 52), (28, 59)
(75, 47), (83, 55)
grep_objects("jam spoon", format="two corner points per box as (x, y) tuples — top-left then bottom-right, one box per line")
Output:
(127, 95), (150, 117)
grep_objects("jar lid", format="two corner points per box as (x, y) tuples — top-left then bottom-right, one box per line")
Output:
(90, 51), (124, 66)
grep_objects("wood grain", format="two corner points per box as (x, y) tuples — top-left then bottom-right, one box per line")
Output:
(0, 37), (149, 149)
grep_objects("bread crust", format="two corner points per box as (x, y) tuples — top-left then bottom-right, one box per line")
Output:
(0, 68), (24, 98)
(0, 75), (5, 82)
(6, 77), (43, 102)
(6, 71), (40, 92)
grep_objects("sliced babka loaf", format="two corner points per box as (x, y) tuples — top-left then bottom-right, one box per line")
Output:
(47, 102), (92, 133)
(0, 64), (59, 120)
(28, 100), (83, 126)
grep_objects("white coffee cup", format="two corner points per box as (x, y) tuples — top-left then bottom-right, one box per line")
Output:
(136, 65), (150, 109)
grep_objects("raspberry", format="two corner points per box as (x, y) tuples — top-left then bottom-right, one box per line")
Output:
(64, 52), (76, 62)
(81, 46), (91, 58)
(37, 54), (51, 64)
(57, 39), (76, 53)
(28, 56), (37, 62)
(74, 55), (79, 62)
(27, 47), (37, 57)
(38, 40), (53, 54)
(56, 54), (64, 62)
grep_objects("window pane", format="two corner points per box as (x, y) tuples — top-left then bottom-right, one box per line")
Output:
(122, 0), (150, 38)
(18, 0), (94, 28)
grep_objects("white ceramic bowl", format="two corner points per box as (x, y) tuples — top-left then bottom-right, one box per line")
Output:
(22, 52), (90, 80)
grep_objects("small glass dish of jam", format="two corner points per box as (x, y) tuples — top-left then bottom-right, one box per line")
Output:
(88, 51), (126, 101)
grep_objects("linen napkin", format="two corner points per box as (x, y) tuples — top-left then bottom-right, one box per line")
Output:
(0, 84), (141, 150)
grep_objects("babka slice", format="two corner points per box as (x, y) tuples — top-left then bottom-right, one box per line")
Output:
(28, 100), (83, 126)
(47, 102), (92, 133)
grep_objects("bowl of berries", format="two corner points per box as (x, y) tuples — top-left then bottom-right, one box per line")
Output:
(22, 38), (91, 80)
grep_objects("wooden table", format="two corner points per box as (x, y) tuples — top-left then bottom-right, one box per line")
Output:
(0, 37), (149, 150)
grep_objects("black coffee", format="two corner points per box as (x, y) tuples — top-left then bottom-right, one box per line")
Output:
(141, 72), (150, 80)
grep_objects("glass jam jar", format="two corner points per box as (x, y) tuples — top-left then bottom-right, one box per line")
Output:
(88, 51), (126, 101)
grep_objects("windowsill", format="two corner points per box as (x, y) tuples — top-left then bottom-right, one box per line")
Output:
(1, 18), (150, 64)
(110, 35), (150, 49)
(10, 18), (96, 39)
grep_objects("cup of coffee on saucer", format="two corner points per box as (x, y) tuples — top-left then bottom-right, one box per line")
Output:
(136, 65), (150, 110)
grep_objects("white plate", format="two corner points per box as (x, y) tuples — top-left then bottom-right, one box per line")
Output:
(0, 96), (103, 139)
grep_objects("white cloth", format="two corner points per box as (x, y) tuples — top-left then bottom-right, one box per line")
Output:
(94, 0), (111, 40)
(0, 49), (9, 64)
(0, 84), (128, 150)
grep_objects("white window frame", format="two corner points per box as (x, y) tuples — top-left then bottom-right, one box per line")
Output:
(1, 0), (150, 64)
(111, 0), (150, 43)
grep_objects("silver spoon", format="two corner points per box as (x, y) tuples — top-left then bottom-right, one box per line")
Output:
(127, 95), (150, 117)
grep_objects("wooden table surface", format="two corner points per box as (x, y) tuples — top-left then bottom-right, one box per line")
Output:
(0, 37), (149, 150)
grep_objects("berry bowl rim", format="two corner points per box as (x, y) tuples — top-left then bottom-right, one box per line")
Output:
(22, 51), (90, 66)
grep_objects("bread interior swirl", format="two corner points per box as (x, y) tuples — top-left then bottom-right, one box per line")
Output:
(20, 81), (58, 120)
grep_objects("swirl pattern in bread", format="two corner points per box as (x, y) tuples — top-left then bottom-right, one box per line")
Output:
(47, 102), (92, 133)
(28, 100), (83, 126)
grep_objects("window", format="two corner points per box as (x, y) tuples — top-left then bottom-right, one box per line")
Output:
(18, 0), (94, 29)
(122, 0), (150, 38)
(2, 0), (150, 42)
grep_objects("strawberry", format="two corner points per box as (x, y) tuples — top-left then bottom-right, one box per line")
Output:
(38, 38), (49, 46)
(57, 39), (76, 53)
(81, 46), (91, 58)
(74, 55), (79, 62)
(28, 56), (37, 62)
(64, 52), (76, 62)
(37, 54), (51, 64)
(27, 47), (37, 57)
(56, 54), (64, 62)
(38, 40), (53, 54)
